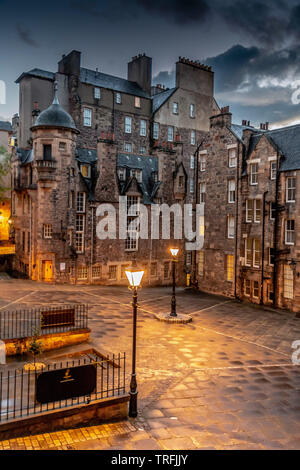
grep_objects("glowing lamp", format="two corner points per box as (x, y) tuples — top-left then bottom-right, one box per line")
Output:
(125, 266), (144, 288)
(170, 248), (179, 257)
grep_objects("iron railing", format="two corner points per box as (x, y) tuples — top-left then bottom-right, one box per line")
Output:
(0, 353), (126, 422)
(0, 304), (88, 340)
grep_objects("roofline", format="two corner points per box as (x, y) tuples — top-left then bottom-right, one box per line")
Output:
(152, 87), (177, 115)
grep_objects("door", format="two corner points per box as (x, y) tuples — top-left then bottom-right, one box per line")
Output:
(43, 261), (53, 282)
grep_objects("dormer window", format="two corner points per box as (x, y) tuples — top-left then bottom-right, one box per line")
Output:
(118, 167), (126, 181)
(130, 169), (142, 183)
(80, 164), (91, 178)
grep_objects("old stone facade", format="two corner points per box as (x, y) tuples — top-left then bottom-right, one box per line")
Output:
(11, 50), (216, 285)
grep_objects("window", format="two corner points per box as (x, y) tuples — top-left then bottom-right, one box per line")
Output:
(118, 167), (126, 181)
(69, 190), (74, 209)
(227, 216), (235, 239)
(178, 175), (184, 188)
(190, 155), (195, 169)
(75, 215), (85, 253)
(59, 141), (66, 151)
(186, 252), (192, 265)
(43, 144), (52, 161)
(199, 155), (206, 172)
(190, 178), (194, 193)
(226, 255), (234, 282)
(244, 279), (251, 296)
(116, 92), (121, 104)
(126, 196), (140, 251)
(150, 262), (157, 277)
(198, 251), (204, 276)
(286, 177), (296, 202)
(285, 219), (295, 245)
(153, 122), (159, 140)
(94, 87), (100, 99)
(152, 171), (158, 182)
(80, 165), (91, 178)
(92, 265), (102, 279)
(167, 126), (174, 142)
(250, 163), (258, 185)
(77, 192), (86, 213)
(108, 265), (117, 280)
(245, 238), (260, 268)
(140, 146), (146, 154)
(270, 202), (276, 220)
(253, 239), (261, 267)
(135, 97), (141, 108)
(77, 266), (88, 280)
(125, 116), (132, 133)
(70, 167), (75, 177)
(83, 108), (92, 127)
(270, 161), (277, 180)
(164, 262), (170, 279)
(254, 199), (261, 223)
(43, 224), (52, 239)
(246, 199), (253, 222)
(191, 130), (196, 145)
(284, 264), (294, 299)
(245, 239), (252, 266)
(190, 104), (195, 118)
(228, 179), (235, 203)
(173, 102), (178, 114)
(199, 183), (206, 203)
(127, 195), (139, 216)
(269, 247), (275, 266)
(268, 284), (274, 302)
(253, 281), (259, 298)
(140, 119), (147, 136)
(130, 169), (142, 183)
(124, 142), (132, 153)
(228, 148), (237, 168)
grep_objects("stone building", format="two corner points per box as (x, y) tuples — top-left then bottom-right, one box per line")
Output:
(194, 106), (300, 313)
(11, 51), (216, 284)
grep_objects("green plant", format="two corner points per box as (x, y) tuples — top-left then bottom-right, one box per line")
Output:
(28, 327), (43, 365)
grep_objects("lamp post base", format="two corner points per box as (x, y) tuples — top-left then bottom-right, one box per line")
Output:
(154, 312), (192, 324)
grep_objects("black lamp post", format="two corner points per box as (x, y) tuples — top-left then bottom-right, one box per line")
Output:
(125, 264), (144, 418)
(170, 248), (179, 317)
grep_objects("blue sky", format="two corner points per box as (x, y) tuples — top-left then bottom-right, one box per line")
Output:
(1, 0), (300, 129)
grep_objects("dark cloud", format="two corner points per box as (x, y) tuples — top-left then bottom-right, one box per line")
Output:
(152, 70), (175, 88)
(137, 0), (210, 25)
(16, 24), (38, 47)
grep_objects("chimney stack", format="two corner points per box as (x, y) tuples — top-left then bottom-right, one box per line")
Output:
(128, 53), (152, 95)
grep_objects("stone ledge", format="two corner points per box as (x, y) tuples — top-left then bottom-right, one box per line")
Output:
(0, 394), (130, 439)
(154, 312), (192, 324)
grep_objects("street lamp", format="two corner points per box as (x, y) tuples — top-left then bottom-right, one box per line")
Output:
(170, 248), (179, 317)
(125, 263), (144, 418)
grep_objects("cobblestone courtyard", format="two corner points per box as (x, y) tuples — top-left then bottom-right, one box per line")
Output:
(0, 277), (300, 450)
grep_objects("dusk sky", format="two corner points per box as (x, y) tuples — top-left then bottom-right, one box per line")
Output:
(1, 0), (300, 129)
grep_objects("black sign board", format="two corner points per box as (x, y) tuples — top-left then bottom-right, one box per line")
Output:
(36, 364), (97, 404)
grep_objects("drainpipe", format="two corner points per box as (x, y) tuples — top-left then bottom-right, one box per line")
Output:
(260, 191), (268, 304)
(273, 151), (280, 308)
(234, 141), (241, 298)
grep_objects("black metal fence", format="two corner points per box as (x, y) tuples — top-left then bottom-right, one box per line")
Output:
(0, 304), (88, 340)
(0, 353), (126, 422)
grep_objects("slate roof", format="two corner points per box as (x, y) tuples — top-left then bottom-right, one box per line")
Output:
(76, 148), (97, 164)
(231, 123), (262, 141)
(247, 124), (300, 172)
(0, 121), (12, 132)
(152, 88), (177, 114)
(15, 68), (55, 83)
(117, 153), (159, 204)
(16, 148), (34, 165)
(32, 94), (78, 132)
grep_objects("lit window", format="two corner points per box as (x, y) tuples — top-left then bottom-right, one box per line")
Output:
(77, 266), (88, 280)
(190, 155), (195, 169)
(83, 108), (92, 127)
(75, 215), (85, 253)
(92, 265), (102, 279)
(108, 265), (117, 280)
(167, 126), (174, 142)
(125, 116), (132, 133)
(270, 161), (277, 180)
(198, 251), (204, 276)
(285, 219), (295, 245)
(190, 104), (195, 118)
(173, 102), (178, 114)
(116, 92), (121, 104)
(80, 165), (91, 178)
(228, 148), (237, 168)
(135, 97), (141, 108)
(191, 130), (196, 145)
(77, 192), (86, 213)
(124, 142), (132, 153)
(226, 255), (234, 282)
(94, 87), (100, 99)
(69, 190), (74, 209)
(228, 179), (235, 203)
(286, 177), (296, 202)
(284, 264), (294, 299)
(43, 224), (52, 239)
(227, 215), (235, 239)
(250, 163), (258, 185)
(199, 183), (206, 203)
(140, 119), (147, 136)
(153, 122), (159, 140)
